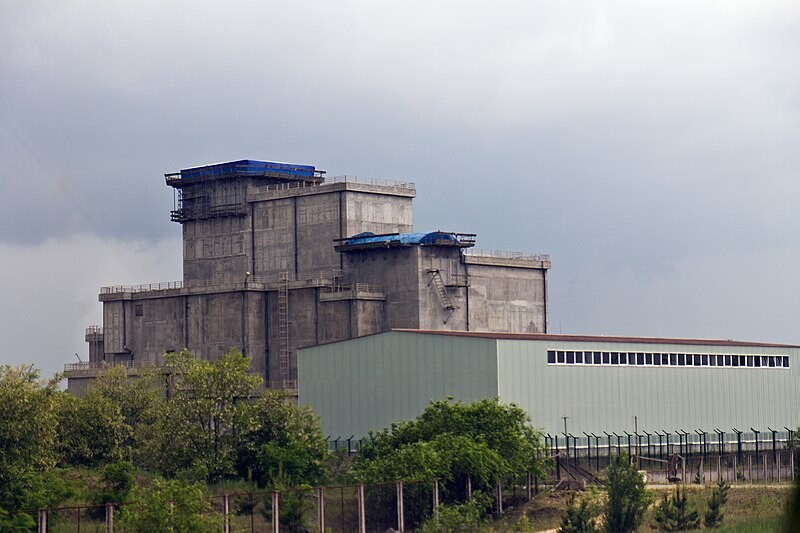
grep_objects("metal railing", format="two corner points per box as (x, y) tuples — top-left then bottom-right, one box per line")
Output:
(266, 379), (298, 392)
(100, 281), (183, 294)
(251, 175), (415, 195)
(85, 325), (103, 336)
(464, 249), (551, 262)
(324, 283), (385, 295)
(63, 360), (164, 373)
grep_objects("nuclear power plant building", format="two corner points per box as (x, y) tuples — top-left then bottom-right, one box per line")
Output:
(66, 160), (551, 394)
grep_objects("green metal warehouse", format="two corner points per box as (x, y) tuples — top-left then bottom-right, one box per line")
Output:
(298, 329), (800, 443)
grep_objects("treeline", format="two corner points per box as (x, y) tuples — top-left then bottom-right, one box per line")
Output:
(0, 351), (549, 531)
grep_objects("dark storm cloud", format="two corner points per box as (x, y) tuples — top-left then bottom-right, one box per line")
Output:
(1, 1), (799, 373)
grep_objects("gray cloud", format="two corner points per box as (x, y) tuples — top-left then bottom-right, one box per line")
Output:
(2, 1), (799, 373)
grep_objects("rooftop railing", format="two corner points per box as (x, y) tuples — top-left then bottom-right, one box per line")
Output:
(464, 249), (551, 262)
(251, 175), (415, 195)
(100, 281), (183, 294)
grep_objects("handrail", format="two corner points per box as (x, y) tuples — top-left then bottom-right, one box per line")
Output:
(465, 249), (550, 262)
(251, 175), (415, 194)
(100, 281), (183, 294)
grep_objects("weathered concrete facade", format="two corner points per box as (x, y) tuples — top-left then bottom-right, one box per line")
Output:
(65, 160), (550, 394)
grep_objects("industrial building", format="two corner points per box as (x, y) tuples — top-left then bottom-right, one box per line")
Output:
(65, 157), (798, 445)
(298, 330), (799, 439)
(65, 160), (550, 394)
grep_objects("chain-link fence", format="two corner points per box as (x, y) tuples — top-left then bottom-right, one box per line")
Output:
(27, 474), (547, 533)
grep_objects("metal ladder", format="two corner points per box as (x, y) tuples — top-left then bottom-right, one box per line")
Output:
(278, 272), (290, 380)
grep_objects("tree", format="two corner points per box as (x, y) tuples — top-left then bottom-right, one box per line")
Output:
(236, 391), (328, 488)
(0, 365), (63, 514)
(653, 485), (699, 531)
(353, 399), (548, 529)
(56, 391), (128, 467)
(355, 398), (548, 487)
(603, 455), (650, 533)
(703, 478), (729, 529)
(559, 493), (598, 533)
(145, 349), (260, 481)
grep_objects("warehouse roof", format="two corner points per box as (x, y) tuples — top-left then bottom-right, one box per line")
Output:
(389, 329), (800, 349)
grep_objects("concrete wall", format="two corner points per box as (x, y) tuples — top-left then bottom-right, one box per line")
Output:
(465, 256), (548, 333)
(343, 190), (413, 236)
(343, 248), (421, 329)
(185, 182), (416, 283)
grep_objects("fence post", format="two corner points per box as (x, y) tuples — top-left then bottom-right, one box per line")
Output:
(272, 491), (280, 533)
(526, 472), (532, 501)
(37, 509), (46, 533)
(466, 476), (472, 500)
(317, 487), (325, 533)
(778, 452), (782, 483)
(733, 455), (737, 485)
(763, 453), (768, 483)
(433, 480), (439, 518)
(357, 484), (366, 533)
(717, 455), (721, 483)
(106, 503), (114, 533)
(496, 481), (503, 517)
(681, 456), (685, 483)
(396, 481), (404, 533)
(749, 455), (753, 484)
(223, 494), (230, 533)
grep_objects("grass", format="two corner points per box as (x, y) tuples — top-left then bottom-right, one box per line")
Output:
(494, 483), (793, 532)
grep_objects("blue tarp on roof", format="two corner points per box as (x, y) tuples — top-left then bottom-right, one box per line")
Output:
(344, 231), (462, 247)
(180, 159), (317, 180)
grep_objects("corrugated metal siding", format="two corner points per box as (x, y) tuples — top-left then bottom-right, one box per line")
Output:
(496, 339), (800, 436)
(298, 331), (498, 438)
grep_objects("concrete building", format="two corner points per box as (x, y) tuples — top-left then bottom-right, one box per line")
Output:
(65, 160), (551, 394)
(298, 329), (799, 441)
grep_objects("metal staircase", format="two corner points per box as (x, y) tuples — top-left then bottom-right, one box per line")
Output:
(427, 269), (457, 323)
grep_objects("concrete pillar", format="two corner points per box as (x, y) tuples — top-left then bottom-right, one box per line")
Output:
(317, 487), (325, 532)
(357, 484), (366, 533)
(272, 491), (280, 533)
(37, 509), (47, 533)
(106, 503), (114, 533)
(396, 481), (404, 533)
(223, 494), (230, 533)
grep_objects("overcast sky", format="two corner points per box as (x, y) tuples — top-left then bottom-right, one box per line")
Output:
(2, 1), (799, 377)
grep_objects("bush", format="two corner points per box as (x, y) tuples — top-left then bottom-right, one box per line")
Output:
(703, 478), (729, 529)
(653, 485), (699, 531)
(604, 455), (650, 533)
(119, 478), (220, 533)
(418, 491), (492, 533)
(558, 493), (598, 533)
